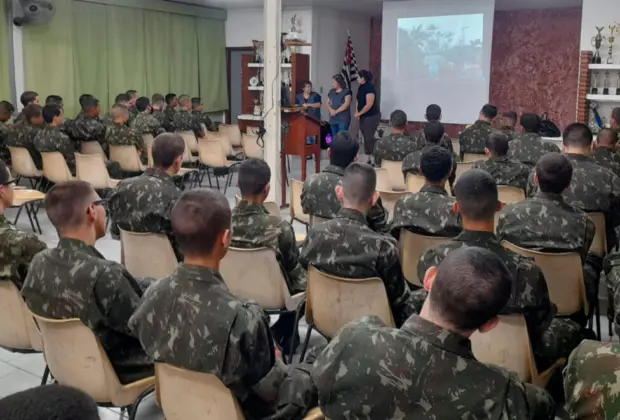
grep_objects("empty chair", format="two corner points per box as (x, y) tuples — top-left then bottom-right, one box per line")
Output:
(109, 145), (146, 173)
(197, 139), (239, 193)
(462, 153), (485, 163)
(41, 152), (73, 184)
(80, 141), (107, 161)
(406, 173), (425, 193)
(207, 129), (234, 156)
(120, 229), (177, 278)
(291, 179), (310, 225)
(454, 162), (474, 183)
(219, 124), (243, 153)
(374, 168), (392, 191)
(497, 185), (525, 204)
(9, 146), (43, 187)
(142, 134), (155, 150)
(399, 229), (453, 287)
(377, 190), (408, 222)
(75, 153), (119, 190)
(451, 139), (460, 157)
(177, 131), (198, 155)
(242, 133), (262, 159)
(588, 212), (607, 258)
(380, 160), (405, 191)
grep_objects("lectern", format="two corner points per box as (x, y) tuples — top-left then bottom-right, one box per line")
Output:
(281, 108), (321, 207)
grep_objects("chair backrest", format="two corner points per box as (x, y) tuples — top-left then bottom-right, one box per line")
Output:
(0, 282), (42, 351)
(290, 179), (309, 225)
(451, 139), (460, 157)
(156, 364), (245, 420)
(502, 241), (587, 316)
(380, 160), (405, 191)
(80, 142), (107, 161)
(147, 144), (154, 168)
(177, 131), (198, 154)
(198, 139), (227, 168)
(454, 162), (474, 183)
(75, 153), (113, 189)
(242, 133), (263, 159)
(142, 134), (155, 150)
(377, 190), (408, 222)
(207, 130), (233, 156)
(220, 124), (243, 147)
(588, 212), (607, 258)
(109, 145), (144, 172)
(220, 248), (290, 310)
(399, 229), (453, 287)
(374, 168), (392, 191)
(497, 185), (525, 204)
(120, 229), (177, 278)
(471, 314), (535, 382)
(8, 146), (40, 178)
(406, 173), (425, 193)
(41, 152), (72, 183)
(462, 153), (484, 163)
(306, 266), (394, 338)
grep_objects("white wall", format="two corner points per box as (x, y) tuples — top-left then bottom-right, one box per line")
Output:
(580, 0), (620, 51)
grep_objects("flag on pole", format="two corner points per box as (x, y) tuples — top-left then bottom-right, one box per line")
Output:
(341, 32), (359, 88)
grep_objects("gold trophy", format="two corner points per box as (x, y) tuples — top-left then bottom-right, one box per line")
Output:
(608, 23), (618, 64)
(592, 27), (606, 64)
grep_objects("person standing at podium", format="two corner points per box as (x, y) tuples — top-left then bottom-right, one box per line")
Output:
(326, 74), (352, 136)
(296, 81), (322, 120)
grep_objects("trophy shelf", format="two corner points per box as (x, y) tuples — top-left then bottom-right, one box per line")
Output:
(248, 86), (264, 91)
(586, 94), (620, 102)
(248, 63), (293, 68)
(589, 64), (620, 70)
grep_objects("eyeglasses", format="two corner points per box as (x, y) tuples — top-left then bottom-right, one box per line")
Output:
(87, 198), (108, 213)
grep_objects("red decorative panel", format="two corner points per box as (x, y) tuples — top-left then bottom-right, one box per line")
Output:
(369, 17), (382, 100)
(577, 51), (593, 124)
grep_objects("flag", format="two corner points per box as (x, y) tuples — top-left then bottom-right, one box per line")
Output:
(341, 33), (359, 88)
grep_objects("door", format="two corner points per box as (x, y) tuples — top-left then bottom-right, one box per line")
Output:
(229, 49), (253, 124)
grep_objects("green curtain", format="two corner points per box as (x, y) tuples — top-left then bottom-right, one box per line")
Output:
(144, 10), (171, 97)
(197, 18), (228, 112)
(72, 1), (109, 113)
(169, 14), (199, 97)
(0, 2), (11, 101)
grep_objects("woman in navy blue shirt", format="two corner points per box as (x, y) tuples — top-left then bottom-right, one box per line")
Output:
(295, 81), (322, 120)
(355, 70), (381, 161)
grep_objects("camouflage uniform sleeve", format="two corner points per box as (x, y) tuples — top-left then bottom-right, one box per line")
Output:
(609, 174), (620, 229)
(525, 168), (537, 198)
(583, 216), (596, 262)
(402, 153), (415, 175)
(522, 262), (556, 333)
(192, 115), (205, 138)
(300, 178), (314, 215)
(14, 235), (47, 289)
(376, 240), (414, 326)
(131, 129), (145, 152)
(417, 247), (443, 285)
(277, 221), (305, 283)
(59, 134), (76, 169)
(513, 380), (555, 419)
(544, 142), (561, 153)
(368, 199), (389, 233)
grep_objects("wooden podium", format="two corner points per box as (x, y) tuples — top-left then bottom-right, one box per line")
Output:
(281, 108), (321, 207)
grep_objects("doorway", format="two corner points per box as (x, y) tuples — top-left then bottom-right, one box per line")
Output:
(227, 47), (254, 124)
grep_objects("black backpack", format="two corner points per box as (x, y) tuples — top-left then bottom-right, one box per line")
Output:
(538, 112), (561, 138)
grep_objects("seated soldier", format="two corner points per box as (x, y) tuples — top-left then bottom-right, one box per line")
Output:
(592, 128), (620, 178)
(0, 101), (15, 164)
(151, 93), (166, 125)
(34, 104), (76, 174)
(103, 93), (131, 126)
(301, 131), (388, 232)
(171, 95), (205, 139)
(471, 132), (531, 191)
(418, 170), (584, 371)
(105, 104), (146, 159)
(109, 133), (184, 261)
(65, 96), (107, 149)
(411, 104), (454, 153)
(498, 110), (519, 140)
(191, 97), (214, 132)
(129, 189), (317, 419)
(372, 110), (418, 166)
(300, 162), (418, 326)
(508, 113), (560, 167)
(163, 93), (178, 132)
(130, 97), (165, 138)
(458, 103), (497, 159)
(313, 247), (555, 419)
(0, 160), (46, 289)
(391, 146), (461, 239)
(12, 91), (39, 125)
(6, 104), (44, 170)
(21, 181), (153, 384)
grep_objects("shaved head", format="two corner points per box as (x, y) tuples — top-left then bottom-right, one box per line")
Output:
(342, 162), (376, 206)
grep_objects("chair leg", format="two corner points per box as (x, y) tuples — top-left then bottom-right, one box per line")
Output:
(224, 171), (233, 195)
(40, 365), (50, 385)
(595, 300), (602, 340)
(215, 173), (220, 190)
(289, 301), (306, 363)
(298, 324), (314, 363)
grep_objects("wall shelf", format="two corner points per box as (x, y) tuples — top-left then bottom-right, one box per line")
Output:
(586, 94), (620, 102)
(248, 86), (264, 91)
(248, 63), (293, 68)
(589, 64), (620, 70)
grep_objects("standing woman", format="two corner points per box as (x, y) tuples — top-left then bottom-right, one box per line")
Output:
(326, 74), (352, 135)
(355, 70), (381, 162)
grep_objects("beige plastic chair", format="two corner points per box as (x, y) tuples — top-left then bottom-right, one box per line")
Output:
(502, 241), (587, 316)
(177, 131), (198, 154)
(198, 139), (239, 193)
(380, 160), (406, 191)
(0, 282), (42, 352)
(32, 314), (154, 413)
(377, 190), (408, 222)
(462, 153), (485, 163)
(234, 196), (281, 218)
(374, 168), (392, 191)
(497, 185), (525, 204)
(120, 229), (177, 278)
(455, 162), (474, 183)
(471, 314), (565, 387)
(399, 229), (454, 287)
(219, 124), (243, 152)
(207, 130), (235, 156)
(41, 152), (73, 183)
(109, 145), (146, 173)
(80, 141), (107, 161)
(8, 146), (43, 185)
(75, 153), (120, 189)
(291, 179), (310, 225)
(588, 212), (607, 258)
(451, 139), (460, 158)
(242, 133), (263, 159)
(406, 173), (425, 193)
(142, 134), (155, 150)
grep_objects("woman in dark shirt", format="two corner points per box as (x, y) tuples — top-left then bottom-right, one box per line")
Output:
(355, 70), (381, 162)
(295, 81), (322, 120)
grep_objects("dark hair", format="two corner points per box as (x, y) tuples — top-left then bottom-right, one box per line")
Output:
(82, 97), (99, 112)
(329, 131), (359, 168)
(126, 89), (138, 97)
(302, 81), (312, 89)
(0, 101), (14, 115)
(45, 95), (63, 106)
(343, 162), (376, 205)
(502, 111), (518, 125)
(0, 384), (99, 420)
(358, 70), (373, 83)
(486, 132), (510, 157)
(480, 104), (498, 120)
(0, 160), (11, 184)
(115, 93), (130, 104)
(613, 107), (620, 124)
(535, 152), (572, 194)
(165, 93), (177, 105)
(135, 97), (150, 112)
(172, 189), (231, 256)
(454, 170), (498, 221)
(152, 93), (165, 104)
(238, 158), (271, 197)
(152, 134), (185, 169)
(597, 128), (618, 146)
(42, 104), (62, 124)
(45, 181), (97, 230)
(191, 97), (201, 107)
(24, 104), (42, 123)
(420, 146), (452, 183)
(332, 74), (346, 89)
(424, 121), (445, 144)
(20, 91), (38, 107)
(425, 104), (442, 121)
(429, 247), (512, 330)
(563, 123), (593, 149)
(390, 110), (407, 130)
(79, 94), (94, 109)
(520, 113), (541, 133)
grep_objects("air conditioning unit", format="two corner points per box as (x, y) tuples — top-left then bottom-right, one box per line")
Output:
(12, 0), (55, 27)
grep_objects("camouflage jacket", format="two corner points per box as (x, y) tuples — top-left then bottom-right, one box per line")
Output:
(301, 164), (389, 233)
(12, 112), (25, 125)
(471, 156), (531, 191)
(108, 168), (182, 260)
(33, 125), (76, 172)
(411, 128), (454, 154)
(299, 208), (418, 326)
(390, 184), (461, 239)
(417, 230), (555, 334)
(171, 109), (204, 137)
(21, 238), (153, 384)
(65, 114), (106, 143)
(372, 133), (420, 166)
(0, 122), (11, 162)
(130, 112), (165, 137)
(129, 264), (317, 419)
(313, 315), (555, 419)
(592, 146), (620, 178)
(459, 120), (495, 156)
(163, 107), (177, 132)
(152, 110), (166, 126)
(507, 133), (560, 167)
(106, 122), (145, 152)
(500, 127), (519, 141)
(231, 201), (306, 295)
(128, 106), (138, 123)
(564, 340), (620, 419)
(402, 145), (457, 186)
(0, 214), (46, 290)
(6, 123), (43, 169)
(192, 110), (213, 132)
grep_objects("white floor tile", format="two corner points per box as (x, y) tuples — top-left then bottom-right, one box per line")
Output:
(5, 353), (48, 377)
(0, 369), (41, 398)
(0, 361), (21, 379)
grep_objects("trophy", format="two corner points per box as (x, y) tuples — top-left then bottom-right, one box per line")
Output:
(291, 14), (298, 33)
(592, 27), (606, 64)
(591, 72), (599, 94)
(603, 71), (611, 95)
(608, 23), (618, 64)
(252, 40), (263, 63)
(253, 99), (261, 117)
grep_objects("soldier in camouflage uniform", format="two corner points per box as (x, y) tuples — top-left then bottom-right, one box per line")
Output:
(12, 91), (39, 125)
(391, 146), (461, 240)
(191, 97), (214, 132)
(151, 93), (166, 126)
(0, 161), (46, 290)
(171, 95), (205, 138)
(34, 105), (76, 174)
(130, 97), (165, 138)
(372, 110), (419, 166)
(496, 110), (519, 141)
(410, 104), (454, 153)
(418, 170), (584, 370)
(301, 163), (419, 326)
(126, 90), (139, 123)
(313, 247), (555, 419)
(105, 105), (145, 156)
(564, 340), (620, 419)
(471, 132), (531, 190)
(458, 103), (497, 159)
(129, 189), (317, 419)
(302, 131), (388, 232)
(109, 134), (184, 261)
(21, 181), (153, 384)
(592, 128), (620, 178)
(6, 104), (44, 170)
(508, 113), (560, 167)
(163, 93), (178, 132)
(0, 101), (15, 164)
(65, 97), (107, 150)
(103, 93), (132, 127)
